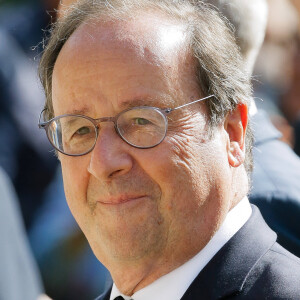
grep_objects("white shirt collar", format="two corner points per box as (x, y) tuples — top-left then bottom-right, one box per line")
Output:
(110, 197), (252, 300)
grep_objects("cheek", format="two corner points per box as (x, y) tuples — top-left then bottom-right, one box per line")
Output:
(60, 156), (91, 217)
(139, 128), (229, 206)
(134, 135), (207, 207)
(130, 133), (229, 245)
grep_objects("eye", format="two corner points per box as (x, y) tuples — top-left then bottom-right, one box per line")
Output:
(133, 118), (151, 125)
(75, 126), (92, 135)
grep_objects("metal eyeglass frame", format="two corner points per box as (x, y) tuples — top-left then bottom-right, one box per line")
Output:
(38, 95), (214, 156)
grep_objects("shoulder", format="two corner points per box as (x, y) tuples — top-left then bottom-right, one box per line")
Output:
(250, 118), (300, 209)
(252, 137), (300, 197)
(251, 111), (300, 198)
(250, 124), (300, 256)
(241, 242), (300, 299)
(94, 286), (111, 300)
(0, 167), (18, 213)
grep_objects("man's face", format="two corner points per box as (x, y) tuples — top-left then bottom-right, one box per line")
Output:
(52, 15), (234, 277)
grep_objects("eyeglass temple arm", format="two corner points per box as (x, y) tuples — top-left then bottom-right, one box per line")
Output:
(38, 109), (47, 128)
(165, 95), (214, 113)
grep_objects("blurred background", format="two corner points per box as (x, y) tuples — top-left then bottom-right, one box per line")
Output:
(0, 0), (299, 299)
(0, 0), (111, 299)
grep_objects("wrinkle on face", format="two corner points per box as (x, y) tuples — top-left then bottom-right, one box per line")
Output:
(53, 11), (237, 294)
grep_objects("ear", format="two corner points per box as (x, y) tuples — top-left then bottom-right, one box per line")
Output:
(224, 103), (248, 168)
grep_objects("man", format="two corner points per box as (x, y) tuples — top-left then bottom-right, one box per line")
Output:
(38, 0), (300, 299)
(205, 0), (300, 257)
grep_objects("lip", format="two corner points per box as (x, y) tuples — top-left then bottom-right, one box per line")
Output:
(97, 195), (147, 205)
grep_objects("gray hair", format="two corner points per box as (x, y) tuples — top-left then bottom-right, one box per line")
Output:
(204, 0), (268, 73)
(39, 0), (253, 175)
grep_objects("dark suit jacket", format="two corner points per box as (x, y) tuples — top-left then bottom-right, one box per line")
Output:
(96, 205), (300, 300)
(250, 110), (300, 257)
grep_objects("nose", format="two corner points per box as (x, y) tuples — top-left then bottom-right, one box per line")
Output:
(87, 124), (133, 180)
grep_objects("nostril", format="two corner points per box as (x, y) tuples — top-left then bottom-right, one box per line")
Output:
(108, 169), (123, 178)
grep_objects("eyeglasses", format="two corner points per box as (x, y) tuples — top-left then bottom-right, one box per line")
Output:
(39, 95), (214, 156)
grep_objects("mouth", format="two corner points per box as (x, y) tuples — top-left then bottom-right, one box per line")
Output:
(97, 195), (148, 206)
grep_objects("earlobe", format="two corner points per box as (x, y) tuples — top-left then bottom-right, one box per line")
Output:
(225, 103), (248, 168)
(228, 141), (245, 167)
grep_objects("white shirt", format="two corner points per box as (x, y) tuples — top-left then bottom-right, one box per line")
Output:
(110, 197), (252, 300)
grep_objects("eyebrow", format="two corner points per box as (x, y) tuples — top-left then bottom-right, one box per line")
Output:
(61, 116), (86, 132)
(62, 96), (175, 117)
(64, 107), (91, 115)
(119, 96), (174, 110)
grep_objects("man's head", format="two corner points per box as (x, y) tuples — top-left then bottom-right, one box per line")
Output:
(39, 0), (252, 294)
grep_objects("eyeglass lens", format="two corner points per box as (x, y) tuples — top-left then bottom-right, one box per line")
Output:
(46, 107), (167, 155)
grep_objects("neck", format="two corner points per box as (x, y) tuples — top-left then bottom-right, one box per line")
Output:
(108, 237), (211, 296)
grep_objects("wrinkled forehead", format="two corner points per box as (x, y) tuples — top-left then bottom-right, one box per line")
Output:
(51, 12), (203, 117)
(57, 12), (190, 69)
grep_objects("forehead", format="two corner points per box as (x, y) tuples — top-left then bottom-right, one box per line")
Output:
(58, 12), (189, 66)
(52, 13), (200, 114)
